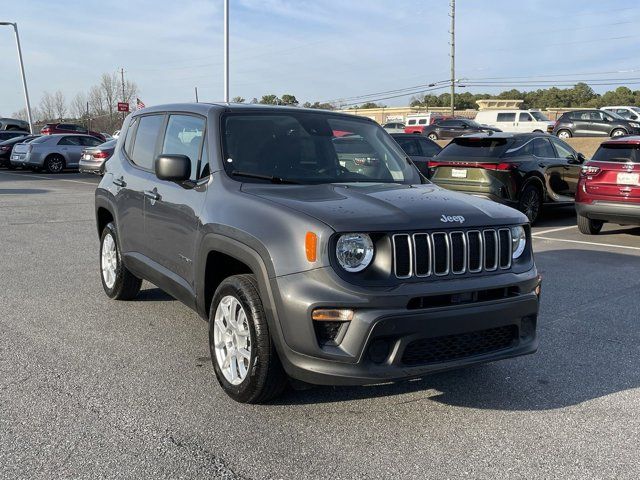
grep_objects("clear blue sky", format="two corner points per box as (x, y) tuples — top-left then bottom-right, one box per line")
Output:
(2, 0), (640, 115)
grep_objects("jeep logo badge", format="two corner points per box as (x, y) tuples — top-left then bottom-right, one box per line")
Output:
(440, 214), (465, 224)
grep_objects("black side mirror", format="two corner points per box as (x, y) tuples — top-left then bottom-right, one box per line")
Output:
(155, 154), (191, 182)
(577, 152), (586, 163)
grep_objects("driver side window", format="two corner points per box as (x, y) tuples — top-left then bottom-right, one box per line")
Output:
(160, 114), (206, 179)
(551, 138), (576, 159)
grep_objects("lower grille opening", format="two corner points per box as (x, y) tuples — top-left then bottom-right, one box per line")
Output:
(313, 320), (348, 346)
(406, 287), (519, 310)
(401, 325), (518, 366)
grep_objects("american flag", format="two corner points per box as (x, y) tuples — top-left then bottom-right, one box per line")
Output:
(136, 98), (146, 109)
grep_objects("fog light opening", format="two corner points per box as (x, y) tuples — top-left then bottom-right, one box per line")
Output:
(520, 316), (536, 340)
(368, 339), (391, 364)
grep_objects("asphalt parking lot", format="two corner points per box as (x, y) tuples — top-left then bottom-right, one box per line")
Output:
(1, 170), (639, 479)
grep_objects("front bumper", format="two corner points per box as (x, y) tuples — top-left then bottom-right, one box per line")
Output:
(576, 201), (640, 225)
(270, 266), (540, 386)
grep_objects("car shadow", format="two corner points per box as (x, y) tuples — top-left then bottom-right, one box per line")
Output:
(0, 188), (49, 194)
(597, 226), (640, 236)
(535, 205), (576, 228)
(272, 248), (640, 410)
(136, 287), (175, 302)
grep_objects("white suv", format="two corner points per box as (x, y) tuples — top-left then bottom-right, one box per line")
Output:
(601, 106), (640, 121)
(474, 110), (554, 134)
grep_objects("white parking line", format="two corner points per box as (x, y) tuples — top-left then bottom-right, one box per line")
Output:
(532, 225), (577, 236)
(534, 235), (640, 251)
(0, 171), (98, 186)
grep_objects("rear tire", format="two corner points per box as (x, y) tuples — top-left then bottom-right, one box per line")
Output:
(44, 154), (65, 174)
(556, 130), (572, 139)
(209, 274), (288, 404)
(518, 184), (543, 224)
(577, 213), (603, 235)
(611, 128), (627, 137)
(100, 222), (142, 300)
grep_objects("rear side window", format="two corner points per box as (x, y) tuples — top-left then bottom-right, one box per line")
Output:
(593, 145), (640, 163)
(131, 115), (164, 170)
(439, 138), (510, 158)
(58, 136), (81, 146)
(532, 138), (555, 157)
(124, 118), (138, 157)
(497, 113), (516, 122)
(394, 137), (420, 156)
(31, 136), (50, 144)
(160, 114), (206, 179)
(80, 136), (102, 147)
(418, 119), (427, 125)
(418, 138), (441, 156)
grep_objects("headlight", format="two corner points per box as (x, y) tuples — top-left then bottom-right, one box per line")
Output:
(630, 122), (640, 128)
(336, 233), (374, 272)
(510, 226), (526, 259)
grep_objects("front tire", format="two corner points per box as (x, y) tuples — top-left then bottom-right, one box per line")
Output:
(44, 154), (65, 174)
(577, 213), (603, 234)
(209, 274), (288, 403)
(100, 222), (142, 300)
(427, 132), (438, 141)
(556, 130), (572, 139)
(611, 128), (627, 137)
(518, 184), (543, 224)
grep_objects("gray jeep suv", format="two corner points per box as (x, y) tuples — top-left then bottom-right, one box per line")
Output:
(95, 103), (540, 403)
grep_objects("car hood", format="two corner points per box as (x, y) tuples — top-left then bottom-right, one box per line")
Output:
(241, 182), (526, 231)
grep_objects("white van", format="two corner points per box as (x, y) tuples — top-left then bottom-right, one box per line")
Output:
(474, 110), (554, 133)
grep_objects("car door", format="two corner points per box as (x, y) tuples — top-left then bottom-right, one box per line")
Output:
(115, 114), (163, 259)
(496, 112), (517, 132)
(532, 137), (572, 199)
(143, 113), (208, 293)
(515, 112), (534, 133)
(584, 111), (610, 136)
(550, 137), (581, 196)
(57, 135), (84, 166)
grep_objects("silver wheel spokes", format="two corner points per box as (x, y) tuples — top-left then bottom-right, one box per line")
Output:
(101, 233), (117, 289)
(213, 295), (252, 385)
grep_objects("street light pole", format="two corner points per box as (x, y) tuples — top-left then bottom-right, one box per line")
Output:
(223, 0), (229, 102)
(1, 22), (34, 133)
(449, 0), (455, 117)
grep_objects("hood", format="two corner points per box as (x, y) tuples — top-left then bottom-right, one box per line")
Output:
(241, 182), (526, 232)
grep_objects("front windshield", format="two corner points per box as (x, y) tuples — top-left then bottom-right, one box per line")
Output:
(530, 111), (550, 121)
(221, 112), (421, 184)
(632, 107), (640, 114)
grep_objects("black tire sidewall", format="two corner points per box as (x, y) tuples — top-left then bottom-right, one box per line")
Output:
(209, 276), (271, 403)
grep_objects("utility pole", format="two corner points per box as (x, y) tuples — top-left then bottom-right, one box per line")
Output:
(195, 86), (199, 103)
(449, 0), (455, 117)
(223, 0), (229, 102)
(120, 67), (126, 124)
(0, 22), (34, 133)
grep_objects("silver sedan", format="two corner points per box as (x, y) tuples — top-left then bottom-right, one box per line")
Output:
(10, 134), (104, 173)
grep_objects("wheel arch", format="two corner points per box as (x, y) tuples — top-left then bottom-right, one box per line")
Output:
(521, 173), (546, 201)
(610, 127), (628, 136)
(95, 192), (117, 237)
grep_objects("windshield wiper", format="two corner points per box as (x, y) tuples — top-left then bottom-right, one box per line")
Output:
(230, 171), (301, 184)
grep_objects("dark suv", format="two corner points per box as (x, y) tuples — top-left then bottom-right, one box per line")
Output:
(423, 118), (501, 141)
(552, 110), (640, 139)
(95, 103), (540, 403)
(430, 133), (586, 223)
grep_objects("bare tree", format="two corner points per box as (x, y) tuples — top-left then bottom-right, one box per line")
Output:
(123, 79), (138, 105)
(54, 90), (67, 120)
(100, 72), (119, 120)
(70, 92), (87, 120)
(88, 85), (105, 117)
(39, 91), (56, 121)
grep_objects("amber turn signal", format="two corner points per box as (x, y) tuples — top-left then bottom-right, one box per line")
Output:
(305, 231), (318, 262)
(312, 308), (354, 322)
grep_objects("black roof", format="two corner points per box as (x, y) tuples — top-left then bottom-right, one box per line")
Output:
(453, 132), (551, 140)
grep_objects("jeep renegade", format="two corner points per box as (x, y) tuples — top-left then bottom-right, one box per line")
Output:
(95, 103), (540, 403)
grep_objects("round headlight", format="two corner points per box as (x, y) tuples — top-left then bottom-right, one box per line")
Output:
(336, 233), (374, 272)
(510, 226), (526, 259)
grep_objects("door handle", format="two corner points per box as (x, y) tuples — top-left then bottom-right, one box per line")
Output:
(113, 176), (126, 187)
(144, 189), (161, 201)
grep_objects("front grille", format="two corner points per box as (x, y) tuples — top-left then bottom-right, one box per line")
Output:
(401, 325), (518, 365)
(392, 228), (512, 279)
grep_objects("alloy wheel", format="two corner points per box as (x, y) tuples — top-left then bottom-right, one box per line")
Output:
(521, 189), (540, 222)
(213, 295), (252, 385)
(101, 233), (117, 289)
(47, 156), (64, 173)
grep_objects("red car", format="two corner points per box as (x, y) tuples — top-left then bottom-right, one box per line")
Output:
(40, 123), (105, 142)
(575, 136), (640, 234)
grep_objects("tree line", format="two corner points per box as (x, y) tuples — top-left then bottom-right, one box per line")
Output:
(11, 72), (138, 134)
